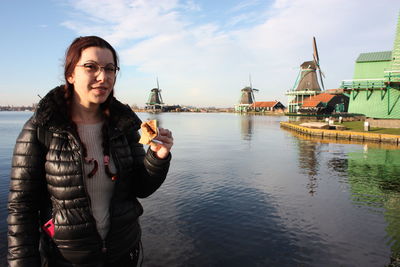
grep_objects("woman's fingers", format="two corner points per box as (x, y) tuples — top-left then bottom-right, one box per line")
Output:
(155, 128), (173, 144)
(154, 136), (173, 149)
(158, 128), (172, 138)
(150, 128), (174, 159)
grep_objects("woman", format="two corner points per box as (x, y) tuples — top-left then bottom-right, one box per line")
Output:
(8, 36), (173, 266)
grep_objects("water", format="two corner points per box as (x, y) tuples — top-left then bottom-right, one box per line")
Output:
(1, 111), (400, 266)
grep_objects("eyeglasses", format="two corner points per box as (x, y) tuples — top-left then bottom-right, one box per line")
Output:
(76, 62), (120, 77)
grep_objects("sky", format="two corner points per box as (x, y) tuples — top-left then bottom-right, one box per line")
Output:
(0, 0), (399, 108)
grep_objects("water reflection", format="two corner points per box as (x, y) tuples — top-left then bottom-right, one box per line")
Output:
(296, 139), (321, 196)
(141, 162), (337, 266)
(347, 148), (400, 258)
(327, 157), (348, 179)
(285, 127), (400, 261)
(239, 114), (253, 141)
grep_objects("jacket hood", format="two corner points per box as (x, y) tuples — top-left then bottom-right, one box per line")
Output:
(33, 85), (142, 132)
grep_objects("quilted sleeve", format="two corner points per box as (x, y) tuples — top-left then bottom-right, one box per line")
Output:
(126, 129), (171, 198)
(7, 119), (45, 267)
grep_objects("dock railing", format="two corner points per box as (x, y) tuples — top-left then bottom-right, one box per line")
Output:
(384, 70), (400, 84)
(340, 79), (385, 90)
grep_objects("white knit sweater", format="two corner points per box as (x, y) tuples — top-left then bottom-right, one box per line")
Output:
(77, 122), (116, 240)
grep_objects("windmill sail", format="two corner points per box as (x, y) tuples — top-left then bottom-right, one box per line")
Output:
(156, 78), (163, 104)
(313, 36), (325, 90)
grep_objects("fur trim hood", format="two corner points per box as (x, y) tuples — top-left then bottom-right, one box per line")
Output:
(32, 85), (142, 132)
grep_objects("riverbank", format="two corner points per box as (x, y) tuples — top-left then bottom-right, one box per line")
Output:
(280, 122), (400, 146)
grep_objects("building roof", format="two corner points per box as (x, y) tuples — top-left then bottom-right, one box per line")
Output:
(289, 92), (338, 105)
(356, 51), (392, 62)
(300, 61), (317, 69)
(251, 101), (280, 108)
(301, 100), (321, 108)
(324, 88), (347, 94)
(300, 93), (335, 107)
(304, 93), (335, 103)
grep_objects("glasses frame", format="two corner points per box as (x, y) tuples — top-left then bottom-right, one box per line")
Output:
(76, 62), (120, 77)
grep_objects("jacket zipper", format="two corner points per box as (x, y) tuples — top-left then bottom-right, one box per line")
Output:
(67, 129), (105, 252)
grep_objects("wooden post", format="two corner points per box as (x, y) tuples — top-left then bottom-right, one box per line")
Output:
(364, 121), (370, 131)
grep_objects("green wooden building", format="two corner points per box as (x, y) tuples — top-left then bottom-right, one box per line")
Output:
(341, 12), (400, 119)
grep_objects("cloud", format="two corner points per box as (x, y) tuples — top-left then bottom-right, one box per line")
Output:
(62, 0), (188, 45)
(61, 0), (399, 107)
(228, 0), (262, 13)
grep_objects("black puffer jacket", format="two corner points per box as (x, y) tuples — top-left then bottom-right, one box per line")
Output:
(8, 86), (171, 266)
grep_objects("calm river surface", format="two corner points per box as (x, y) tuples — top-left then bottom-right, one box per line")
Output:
(1, 111), (400, 267)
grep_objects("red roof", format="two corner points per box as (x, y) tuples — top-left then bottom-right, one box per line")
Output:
(250, 101), (279, 108)
(304, 93), (335, 103)
(301, 93), (335, 107)
(301, 100), (321, 107)
(289, 93), (336, 106)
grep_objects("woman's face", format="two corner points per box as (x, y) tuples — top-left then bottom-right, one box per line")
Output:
(67, 47), (117, 108)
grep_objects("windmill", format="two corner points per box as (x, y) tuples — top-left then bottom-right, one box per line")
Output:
(286, 37), (325, 113)
(236, 75), (259, 112)
(145, 78), (164, 111)
(240, 75), (259, 104)
(292, 37), (325, 92)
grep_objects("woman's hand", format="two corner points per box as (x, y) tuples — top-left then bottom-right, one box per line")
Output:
(150, 128), (173, 159)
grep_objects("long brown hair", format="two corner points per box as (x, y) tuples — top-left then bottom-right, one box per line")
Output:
(63, 36), (118, 180)
(63, 35), (119, 109)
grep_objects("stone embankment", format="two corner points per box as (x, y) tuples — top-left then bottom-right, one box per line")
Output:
(280, 122), (399, 145)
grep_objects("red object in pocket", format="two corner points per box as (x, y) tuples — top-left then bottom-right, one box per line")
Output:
(41, 219), (55, 238)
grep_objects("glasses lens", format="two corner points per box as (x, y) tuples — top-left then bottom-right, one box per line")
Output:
(83, 63), (100, 74)
(104, 64), (117, 73)
(80, 62), (118, 76)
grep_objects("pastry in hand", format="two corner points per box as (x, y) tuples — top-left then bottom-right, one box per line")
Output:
(138, 120), (162, 145)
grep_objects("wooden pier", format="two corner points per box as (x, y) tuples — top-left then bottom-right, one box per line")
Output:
(280, 122), (400, 146)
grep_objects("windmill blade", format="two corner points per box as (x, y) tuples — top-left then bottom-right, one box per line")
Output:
(156, 77), (160, 89)
(251, 88), (259, 103)
(313, 55), (318, 67)
(313, 36), (325, 90)
(319, 69), (326, 78)
(318, 68), (325, 90)
(312, 37), (320, 64)
(249, 74), (252, 89)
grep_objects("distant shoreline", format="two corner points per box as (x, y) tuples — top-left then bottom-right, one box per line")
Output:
(0, 109), (34, 112)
